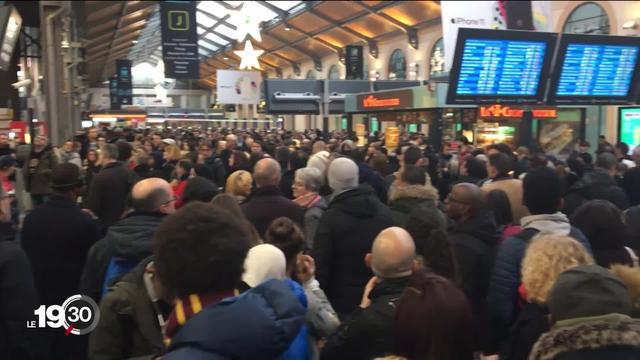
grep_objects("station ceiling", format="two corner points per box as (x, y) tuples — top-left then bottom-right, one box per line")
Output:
(84, 1), (441, 87)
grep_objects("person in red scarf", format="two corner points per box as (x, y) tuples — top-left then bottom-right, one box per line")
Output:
(292, 167), (327, 250)
(171, 160), (192, 209)
(154, 202), (305, 359)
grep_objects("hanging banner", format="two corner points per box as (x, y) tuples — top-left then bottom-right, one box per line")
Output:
(109, 76), (120, 110)
(345, 45), (363, 80)
(216, 70), (262, 104)
(116, 59), (132, 106)
(160, 1), (199, 79)
(441, 1), (552, 72)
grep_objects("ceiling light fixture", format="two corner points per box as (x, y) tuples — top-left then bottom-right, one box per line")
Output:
(132, 40), (138, 44)
(623, 20), (638, 29)
(284, 24), (291, 31)
(234, 40), (263, 70)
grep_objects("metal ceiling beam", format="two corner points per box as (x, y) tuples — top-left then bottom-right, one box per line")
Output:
(100, 1), (130, 79)
(305, 7), (374, 42)
(353, 1), (411, 32)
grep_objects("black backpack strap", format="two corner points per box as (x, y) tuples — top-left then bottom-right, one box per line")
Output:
(513, 228), (540, 243)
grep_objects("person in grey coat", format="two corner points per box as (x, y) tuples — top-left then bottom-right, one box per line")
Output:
(292, 167), (327, 250)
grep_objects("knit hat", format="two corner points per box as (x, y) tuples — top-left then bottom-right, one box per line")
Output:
(548, 265), (632, 322)
(328, 157), (358, 193)
(51, 163), (83, 191)
(241, 244), (286, 288)
(0, 155), (15, 169)
(162, 138), (176, 146)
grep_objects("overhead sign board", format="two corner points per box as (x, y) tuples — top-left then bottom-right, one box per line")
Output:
(217, 70), (262, 104)
(160, 1), (199, 79)
(116, 59), (132, 106)
(0, 5), (22, 71)
(479, 105), (557, 119)
(345, 45), (364, 80)
(356, 89), (413, 111)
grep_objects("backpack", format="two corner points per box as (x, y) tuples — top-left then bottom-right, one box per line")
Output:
(101, 257), (139, 298)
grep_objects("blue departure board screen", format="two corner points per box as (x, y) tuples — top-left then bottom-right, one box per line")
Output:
(447, 28), (557, 105)
(456, 39), (547, 96)
(556, 44), (638, 96)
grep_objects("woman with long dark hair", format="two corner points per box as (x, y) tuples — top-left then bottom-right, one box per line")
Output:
(171, 160), (192, 208)
(485, 189), (522, 242)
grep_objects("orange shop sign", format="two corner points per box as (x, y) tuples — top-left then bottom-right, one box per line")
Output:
(362, 95), (400, 108)
(479, 105), (557, 119)
(356, 89), (413, 111)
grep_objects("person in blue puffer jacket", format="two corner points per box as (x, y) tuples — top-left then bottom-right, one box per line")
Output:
(153, 202), (305, 360)
(484, 167), (592, 356)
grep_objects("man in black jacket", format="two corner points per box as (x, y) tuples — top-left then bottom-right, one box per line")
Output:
(446, 183), (499, 320)
(86, 143), (139, 228)
(241, 158), (304, 237)
(80, 178), (175, 302)
(21, 163), (102, 359)
(321, 227), (415, 360)
(621, 146), (640, 206)
(313, 157), (394, 318)
(563, 152), (629, 216)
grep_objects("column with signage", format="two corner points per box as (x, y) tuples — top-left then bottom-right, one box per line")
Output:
(160, 1), (199, 79)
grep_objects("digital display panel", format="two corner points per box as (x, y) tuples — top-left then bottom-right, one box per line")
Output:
(618, 107), (640, 153)
(456, 39), (546, 96)
(549, 33), (640, 105)
(447, 28), (557, 105)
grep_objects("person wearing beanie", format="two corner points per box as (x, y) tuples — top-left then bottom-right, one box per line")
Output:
(313, 157), (394, 318)
(21, 163), (101, 358)
(529, 265), (640, 360)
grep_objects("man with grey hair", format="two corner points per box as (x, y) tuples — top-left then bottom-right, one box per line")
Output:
(24, 135), (59, 207)
(313, 157), (394, 318)
(321, 227), (415, 359)
(220, 133), (238, 173)
(622, 145), (640, 206)
(241, 158), (304, 237)
(563, 151), (629, 216)
(87, 143), (139, 228)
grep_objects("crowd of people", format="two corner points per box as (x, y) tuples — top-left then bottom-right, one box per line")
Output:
(1, 125), (640, 360)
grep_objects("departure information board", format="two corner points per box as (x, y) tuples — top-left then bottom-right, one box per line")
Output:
(549, 33), (640, 105)
(456, 39), (547, 96)
(556, 44), (638, 96)
(447, 28), (557, 105)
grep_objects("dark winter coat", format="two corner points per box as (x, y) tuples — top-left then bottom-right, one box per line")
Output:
(88, 257), (165, 360)
(241, 185), (305, 237)
(21, 195), (101, 306)
(86, 161), (139, 228)
(162, 279), (305, 360)
(529, 314), (640, 360)
(23, 144), (59, 195)
(80, 212), (165, 302)
(502, 302), (549, 360)
(389, 184), (440, 228)
(563, 169), (630, 217)
(0, 239), (39, 360)
(358, 163), (388, 204)
(313, 186), (394, 317)
(320, 277), (409, 360)
(449, 210), (499, 318)
(622, 166), (640, 207)
(280, 169), (295, 200)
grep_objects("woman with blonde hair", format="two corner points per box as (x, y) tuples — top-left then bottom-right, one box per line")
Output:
(161, 144), (181, 181)
(504, 234), (593, 360)
(225, 170), (253, 204)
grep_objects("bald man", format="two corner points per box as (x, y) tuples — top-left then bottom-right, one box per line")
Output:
(445, 183), (499, 340)
(321, 227), (416, 360)
(241, 158), (304, 237)
(80, 178), (175, 301)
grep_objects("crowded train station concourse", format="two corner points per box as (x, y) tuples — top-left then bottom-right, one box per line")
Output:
(2, 0), (640, 359)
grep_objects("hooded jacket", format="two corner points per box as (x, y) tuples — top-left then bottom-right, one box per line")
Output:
(563, 169), (630, 217)
(389, 184), (440, 228)
(529, 314), (640, 360)
(313, 185), (394, 317)
(485, 212), (590, 354)
(80, 212), (165, 302)
(162, 279), (305, 360)
(89, 257), (166, 360)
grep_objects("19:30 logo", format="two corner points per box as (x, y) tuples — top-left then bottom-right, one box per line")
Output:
(28, 294), (100, 336)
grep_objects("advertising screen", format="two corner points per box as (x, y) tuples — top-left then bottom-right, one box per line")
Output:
(619, 107), (640, 153)
(447, 28), (557, 105)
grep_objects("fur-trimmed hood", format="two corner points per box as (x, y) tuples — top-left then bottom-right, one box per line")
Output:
(389, 184), (439, 203)
(529, 314), (640, 360)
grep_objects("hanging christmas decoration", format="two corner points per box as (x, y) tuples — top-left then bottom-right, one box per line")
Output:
(229, 1), (263, 42)
(235, 40), (264, 70)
